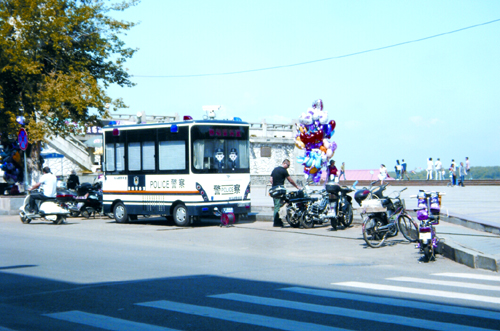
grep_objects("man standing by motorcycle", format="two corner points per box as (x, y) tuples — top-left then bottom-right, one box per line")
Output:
(27, 167), (57, 214)
(270, 159), (300, 227)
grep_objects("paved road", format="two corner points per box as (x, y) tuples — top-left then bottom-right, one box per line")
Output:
(1, 215), (500, 330)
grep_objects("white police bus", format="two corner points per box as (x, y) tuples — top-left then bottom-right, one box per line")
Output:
(101, 115), (251, 226)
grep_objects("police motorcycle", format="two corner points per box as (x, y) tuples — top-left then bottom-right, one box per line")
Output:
(19, 189), (70, 224)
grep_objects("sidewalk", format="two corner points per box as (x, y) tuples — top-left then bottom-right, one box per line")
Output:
(251, 184), (500, 272)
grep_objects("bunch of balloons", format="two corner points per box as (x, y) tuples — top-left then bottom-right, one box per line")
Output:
(1, 142), (24, 184)
(295, 99), (337, 183)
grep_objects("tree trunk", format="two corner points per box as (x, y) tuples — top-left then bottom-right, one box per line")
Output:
(26, 142), (43, 186)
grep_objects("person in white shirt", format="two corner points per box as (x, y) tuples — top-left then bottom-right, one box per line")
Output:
(466, 157), (471, 179)
(434, 158), (442, 180)
(378, 164), (388, 184)
(426, 158), (433, 180)
(27, 167), (57, 214)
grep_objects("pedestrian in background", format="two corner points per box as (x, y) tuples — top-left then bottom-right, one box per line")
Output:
(378, 164), (388, 184)
(401, 159), (410, 180)
(458, 162), (466, 187)
(328, 160), (338, 182)
(269, 159), (300, 227)
(466, 157), (471, 179)
(434, 158), (442, 180)
(448, 164), (456, 187)
(426, 158), (433, 180)
(66, 170), (80, 190)
(395, 160), (401, 180)
(339, 162), (346, 181)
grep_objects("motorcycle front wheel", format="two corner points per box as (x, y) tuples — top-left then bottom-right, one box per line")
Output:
(362, 216), (387, 248)
(340, 201), (353, 228)
(421, 241), (435, 262)
(19, 212), (31, 224)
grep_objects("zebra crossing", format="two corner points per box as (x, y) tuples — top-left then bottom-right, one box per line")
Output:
(40, 272), (500, 331)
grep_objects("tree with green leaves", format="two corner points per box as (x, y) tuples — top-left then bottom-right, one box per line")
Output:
(0, 0), (138, 143)
(0, 0), (138, 185)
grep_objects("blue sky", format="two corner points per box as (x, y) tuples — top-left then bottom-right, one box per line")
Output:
(107, 1), (500, 170)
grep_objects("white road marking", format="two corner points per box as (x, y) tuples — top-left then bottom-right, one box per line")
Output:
(388, 276), (500, 291)
(211, 293), (496, 331)
(333, 281), (500, 304)
(137, 300), (350, 331)
(281, 287), (500, 320)
(44, 311), (179, 331)
(433, 273), (500, 282)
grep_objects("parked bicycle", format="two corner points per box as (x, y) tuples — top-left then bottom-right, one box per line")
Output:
(361, 187), (419, 248)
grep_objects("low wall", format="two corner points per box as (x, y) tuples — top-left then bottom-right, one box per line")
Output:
(251, 175), (305, 187)
(0, 196), (25, 215)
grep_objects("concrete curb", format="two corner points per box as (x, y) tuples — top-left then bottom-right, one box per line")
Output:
(442, 212), (500, 235)
(439, 238), (499, 272)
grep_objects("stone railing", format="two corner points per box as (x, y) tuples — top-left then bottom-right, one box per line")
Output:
(249, 120), (297, 139)
(251, 175), (305, 187)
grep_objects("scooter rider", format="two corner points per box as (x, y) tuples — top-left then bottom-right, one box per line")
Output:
(27, 166), (57, 214)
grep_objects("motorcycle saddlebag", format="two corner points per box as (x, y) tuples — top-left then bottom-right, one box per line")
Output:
(269, 185), (286, 198)
(325, 183), (341, 194)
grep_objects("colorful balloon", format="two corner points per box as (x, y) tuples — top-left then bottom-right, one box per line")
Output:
(296, 99), (338, 184)
(295, 139), (305, 150)
(326, 149), (333, 158)
(329, 120), (336, 130)
(312, 99), (323, 110)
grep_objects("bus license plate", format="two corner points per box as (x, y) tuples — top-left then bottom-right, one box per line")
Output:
(419, 232), (432, 241)
(220, 185), (235, 195)
(223, 208), (234, 213)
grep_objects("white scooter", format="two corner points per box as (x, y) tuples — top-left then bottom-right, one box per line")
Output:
(19, 190), (70, 224)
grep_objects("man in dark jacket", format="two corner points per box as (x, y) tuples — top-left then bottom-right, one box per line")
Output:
(270, 159), (300, 227)
(66, 170), (80, 190)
